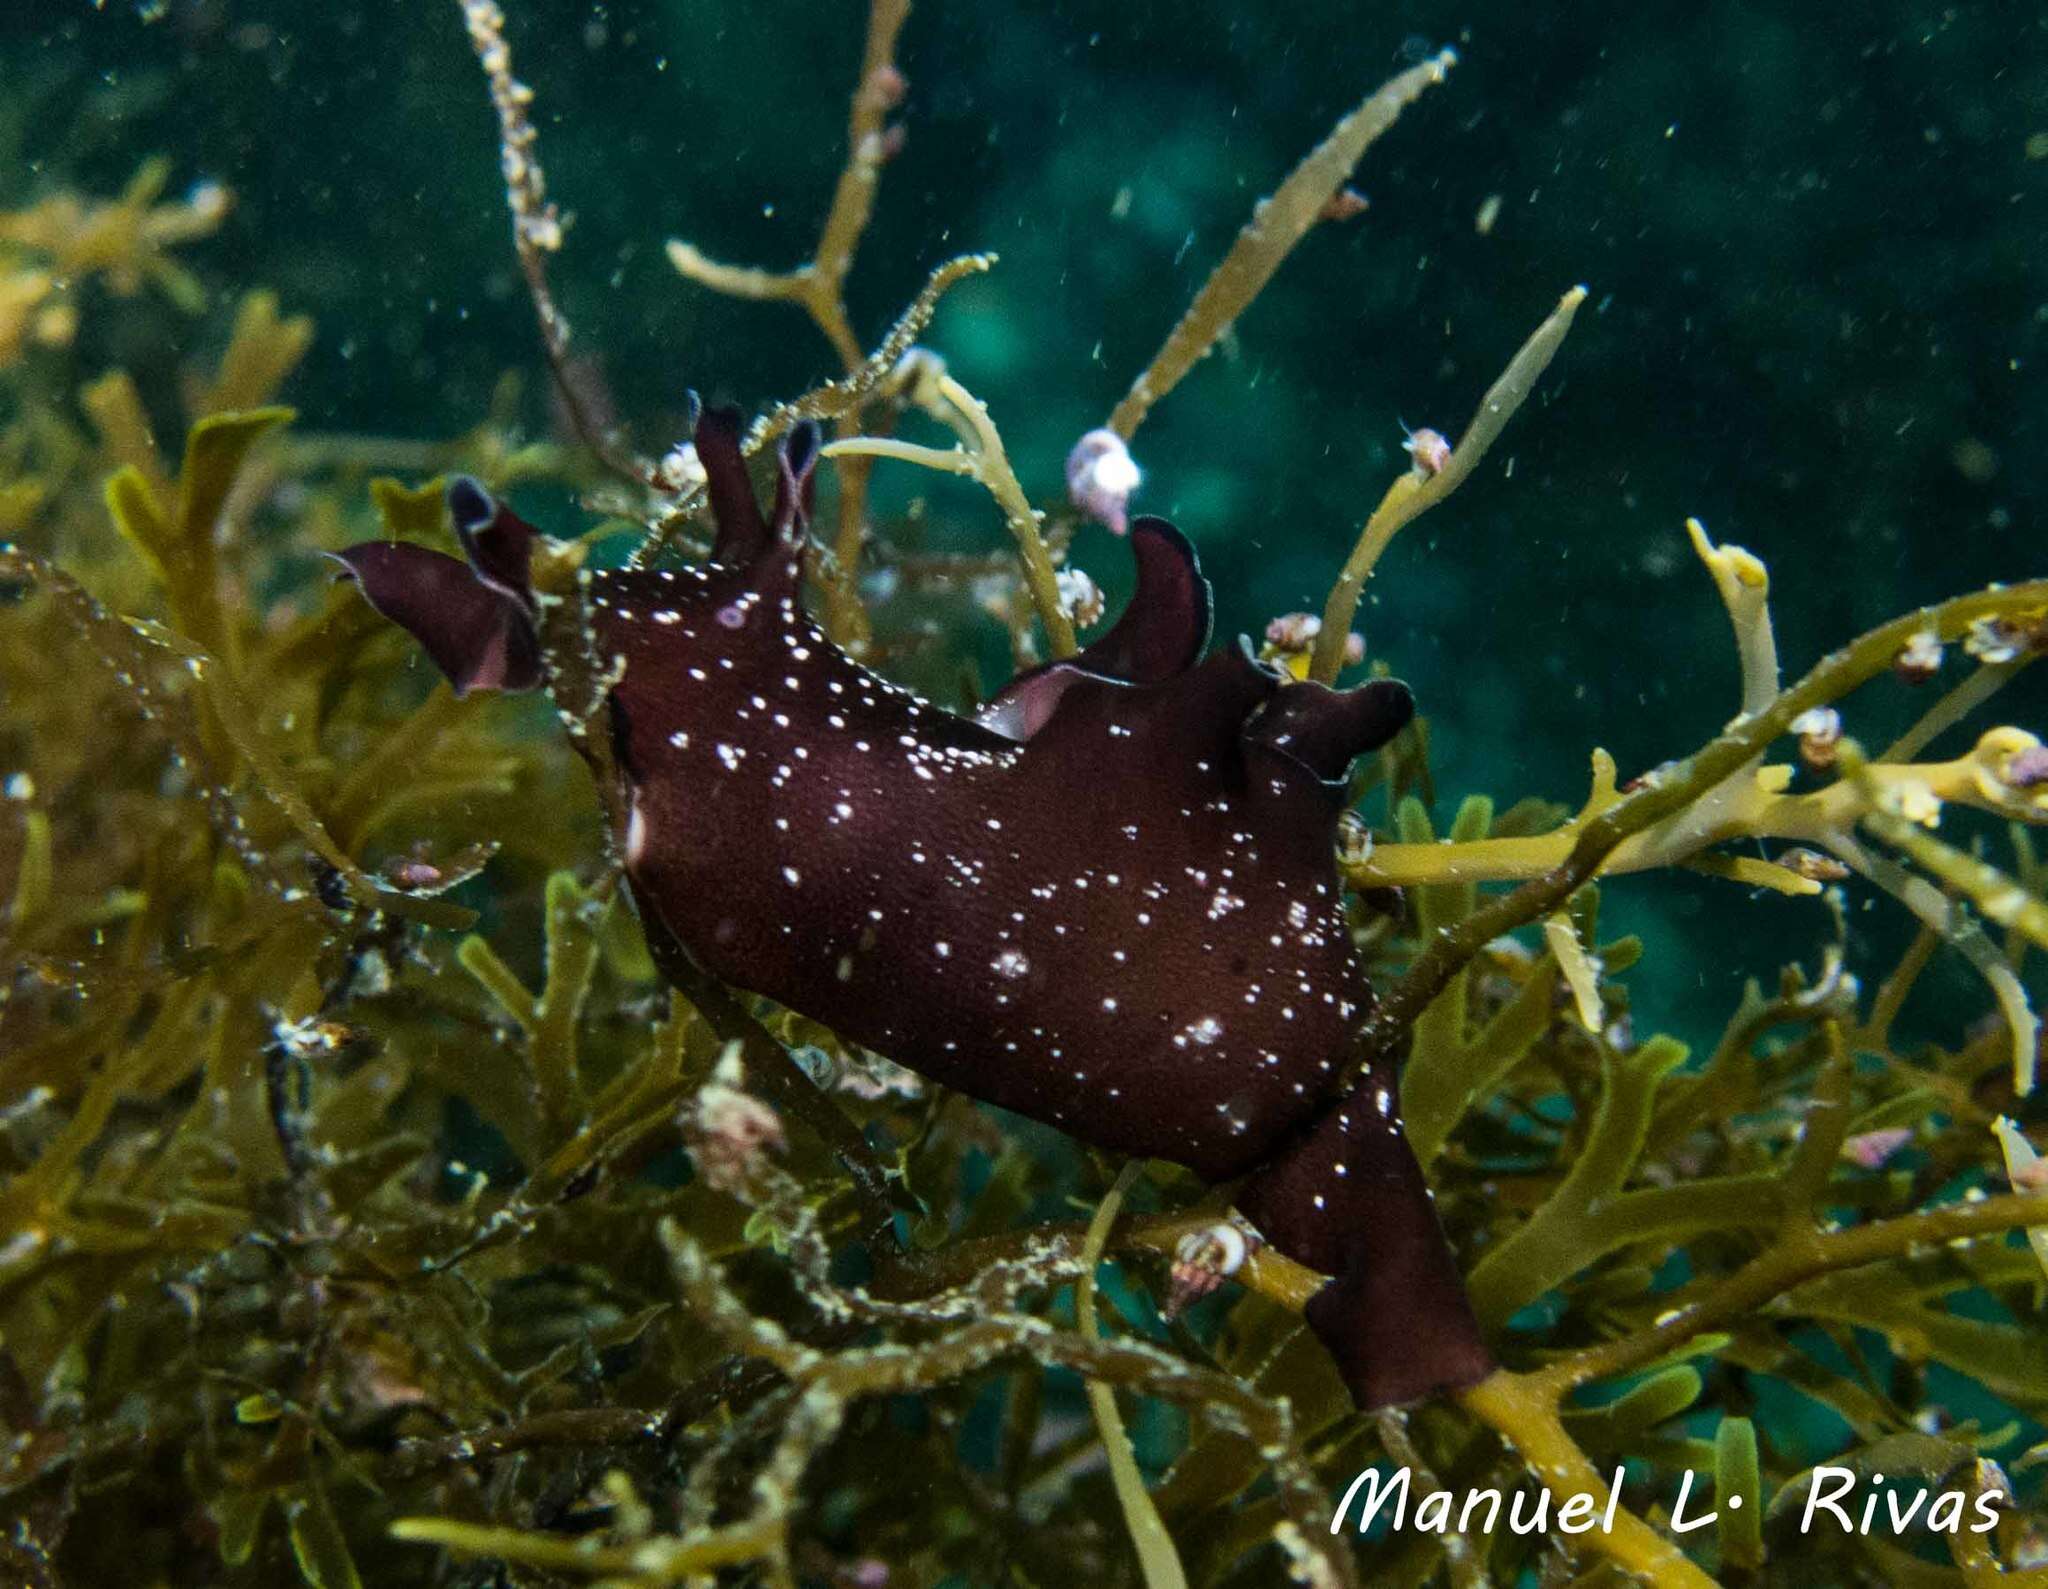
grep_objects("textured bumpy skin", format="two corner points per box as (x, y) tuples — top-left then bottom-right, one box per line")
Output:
(336, 406), (1495, 1409)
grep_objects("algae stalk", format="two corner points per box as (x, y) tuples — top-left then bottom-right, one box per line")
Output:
(1309, 284), (1585, 683)
(1107, 50), (1457, 440)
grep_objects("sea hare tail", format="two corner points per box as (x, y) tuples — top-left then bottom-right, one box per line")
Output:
(1234, 1066), (1492, 1409)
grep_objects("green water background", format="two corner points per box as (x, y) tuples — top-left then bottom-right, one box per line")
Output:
(5, 0), (2044, 1061)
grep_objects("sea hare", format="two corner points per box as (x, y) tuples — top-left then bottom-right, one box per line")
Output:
(335, 407), (1494, 1408)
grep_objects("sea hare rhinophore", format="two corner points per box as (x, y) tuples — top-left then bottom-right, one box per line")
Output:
(335, 406), (1494, 1408)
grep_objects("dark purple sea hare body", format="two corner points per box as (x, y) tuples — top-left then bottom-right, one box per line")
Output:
(336, 408), (1494, 1409)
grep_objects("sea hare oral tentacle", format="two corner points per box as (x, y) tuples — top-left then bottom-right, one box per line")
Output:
(328, 511), (541, 697)
(447, 474), (538, 610)
(335, 399), (1495, 1409)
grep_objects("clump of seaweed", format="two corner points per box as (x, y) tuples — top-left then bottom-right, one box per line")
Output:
(0, 157), (228, 368)
(2, 5), (2046, 1588)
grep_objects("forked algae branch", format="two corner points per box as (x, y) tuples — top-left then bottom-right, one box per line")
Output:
(0, 5), (2045, 1589)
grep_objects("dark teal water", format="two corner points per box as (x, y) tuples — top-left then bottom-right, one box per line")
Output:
(6, 0), (2044, 1055)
